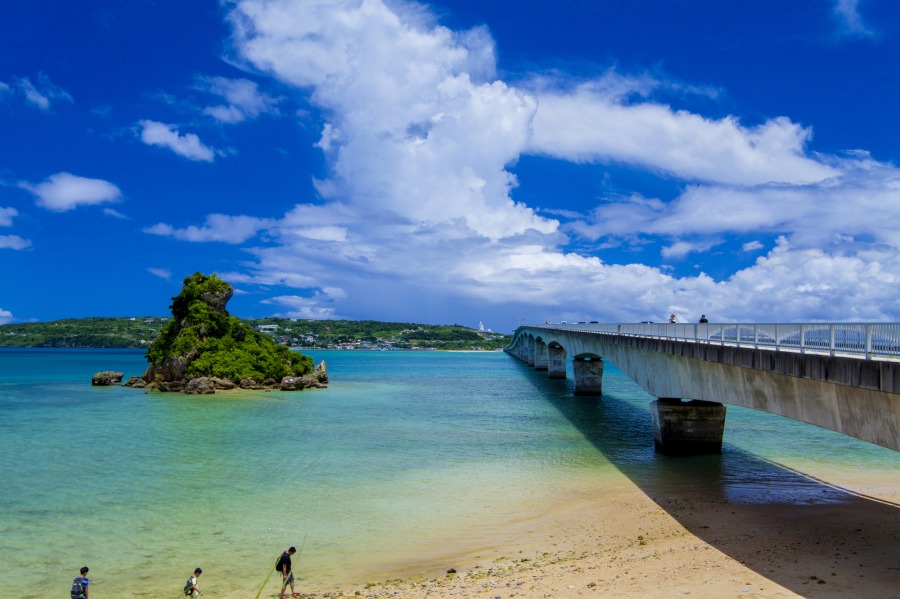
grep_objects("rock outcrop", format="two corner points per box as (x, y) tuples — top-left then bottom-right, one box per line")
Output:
(101, 363), (328, 393)
(137, 272), (322, 394)
(92, 371), (123, 386)
(315, 360), (328, 384)
(123, 376), (146, 388)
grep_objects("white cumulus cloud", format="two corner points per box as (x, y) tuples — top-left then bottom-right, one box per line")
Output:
(742, 240), (764, 252)
(833, 0), (874, 37)
(528, 77), (838, 186)
(19, 172), (122, 212)
(147, 267), (172, 281)
(260, 294), (340, 319)
(16, 73), (73, 111)
(145, 213), (276, 244)
(230, 0), (554, 241)
(0, 308), (14, 324)
(102, 208), (128, 219)
(138, 120), (218, 162)
(0, 207), (31, 250)
(0, 235), (31, 250)
(0, 207), (18, 227)
(197, 76), (280, 123)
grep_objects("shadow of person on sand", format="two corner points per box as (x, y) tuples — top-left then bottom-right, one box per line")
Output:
(510, 357), (900, 598)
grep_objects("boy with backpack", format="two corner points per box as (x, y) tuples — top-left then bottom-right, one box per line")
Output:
(184, 567), (202, 597)
(70, 566), (89, 599)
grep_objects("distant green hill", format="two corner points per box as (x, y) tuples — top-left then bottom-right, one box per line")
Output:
(0, 317), (167, 348)
(0, 316), (509, 351)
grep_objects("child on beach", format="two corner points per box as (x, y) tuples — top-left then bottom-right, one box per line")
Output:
(70, 566), (89, 599)
(184, 567), (202, 597)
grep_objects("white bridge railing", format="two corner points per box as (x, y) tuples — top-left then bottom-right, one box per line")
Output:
(531, 323), (900, 361)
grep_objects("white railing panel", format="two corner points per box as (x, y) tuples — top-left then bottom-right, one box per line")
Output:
(526, 322), (900, 360)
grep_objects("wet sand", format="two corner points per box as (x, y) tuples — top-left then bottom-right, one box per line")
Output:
(285, 478), (900, 599)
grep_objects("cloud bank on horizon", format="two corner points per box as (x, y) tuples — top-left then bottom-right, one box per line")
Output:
(1, 0), (899, 329)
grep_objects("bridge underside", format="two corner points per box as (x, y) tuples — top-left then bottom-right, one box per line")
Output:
(508, 328), (900, 453)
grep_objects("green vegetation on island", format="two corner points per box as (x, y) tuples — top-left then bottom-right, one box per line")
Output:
(1, 311), (509, 352)
(143, 272), (315, 385)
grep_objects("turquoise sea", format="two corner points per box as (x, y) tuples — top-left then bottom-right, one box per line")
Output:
(1, 348), (897, 598)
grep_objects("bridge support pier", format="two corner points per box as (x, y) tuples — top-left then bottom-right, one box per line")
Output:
(534, 341), (548, 371)
(651, 398), (726, 455)
(573, 357), (603, 395)
(515, 340), (528, 362)
(525, 337), (535, 366)
(548, 345), (567, 379)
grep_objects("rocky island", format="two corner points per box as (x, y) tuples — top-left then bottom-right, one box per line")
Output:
(95, 272), (326, 394)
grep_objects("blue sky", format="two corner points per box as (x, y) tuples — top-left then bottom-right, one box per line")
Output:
(2, 0), (900, 331)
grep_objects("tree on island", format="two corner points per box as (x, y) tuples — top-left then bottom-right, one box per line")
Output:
(140, 272), (324, 393)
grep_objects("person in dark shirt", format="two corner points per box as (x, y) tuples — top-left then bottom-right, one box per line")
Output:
(699, 315), (708, 323)
(277, 546), (297, 599)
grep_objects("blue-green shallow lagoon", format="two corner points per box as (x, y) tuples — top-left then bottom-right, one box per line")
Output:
(1, 348), (897, 598)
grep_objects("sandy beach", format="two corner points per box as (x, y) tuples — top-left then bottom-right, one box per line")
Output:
(286, 476), (899, 599)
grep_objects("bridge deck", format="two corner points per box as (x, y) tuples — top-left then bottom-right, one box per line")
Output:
(542, 322), (900, 361)
(510, 323), (900, 451)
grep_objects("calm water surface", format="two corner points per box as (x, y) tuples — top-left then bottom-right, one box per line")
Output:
(0, 348), (896, 598)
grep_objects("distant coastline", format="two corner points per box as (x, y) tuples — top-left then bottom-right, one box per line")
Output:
(0, 317), (510, 351)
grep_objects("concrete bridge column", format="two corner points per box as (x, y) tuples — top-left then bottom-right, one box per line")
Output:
(547, 345), (567, 379)
(515, 340), (527, 362)
(573, 357), (603, 396)
(525, 337), (535, 366)
(534, 341), (548, 371)
(650, 398), (726, 455)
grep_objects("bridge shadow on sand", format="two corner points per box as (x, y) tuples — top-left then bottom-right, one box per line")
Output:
(511, 359), (900, 597)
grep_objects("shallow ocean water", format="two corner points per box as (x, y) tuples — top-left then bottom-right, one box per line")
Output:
(0, 348), (896, 597)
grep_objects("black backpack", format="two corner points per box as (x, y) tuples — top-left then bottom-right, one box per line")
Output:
(70, 578), (85, 599)
(275, 553), (289, 572)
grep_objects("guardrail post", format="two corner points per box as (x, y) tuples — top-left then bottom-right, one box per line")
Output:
(754, 324), (759, 349)
(866, 325), (873, 360)
(830, 325), (836, 357)
(800, 325), (806, 355)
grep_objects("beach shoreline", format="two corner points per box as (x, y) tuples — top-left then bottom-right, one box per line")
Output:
(275, 478), (900, 599)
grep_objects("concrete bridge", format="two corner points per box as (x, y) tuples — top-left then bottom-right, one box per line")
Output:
(507, 323), (900, 454)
